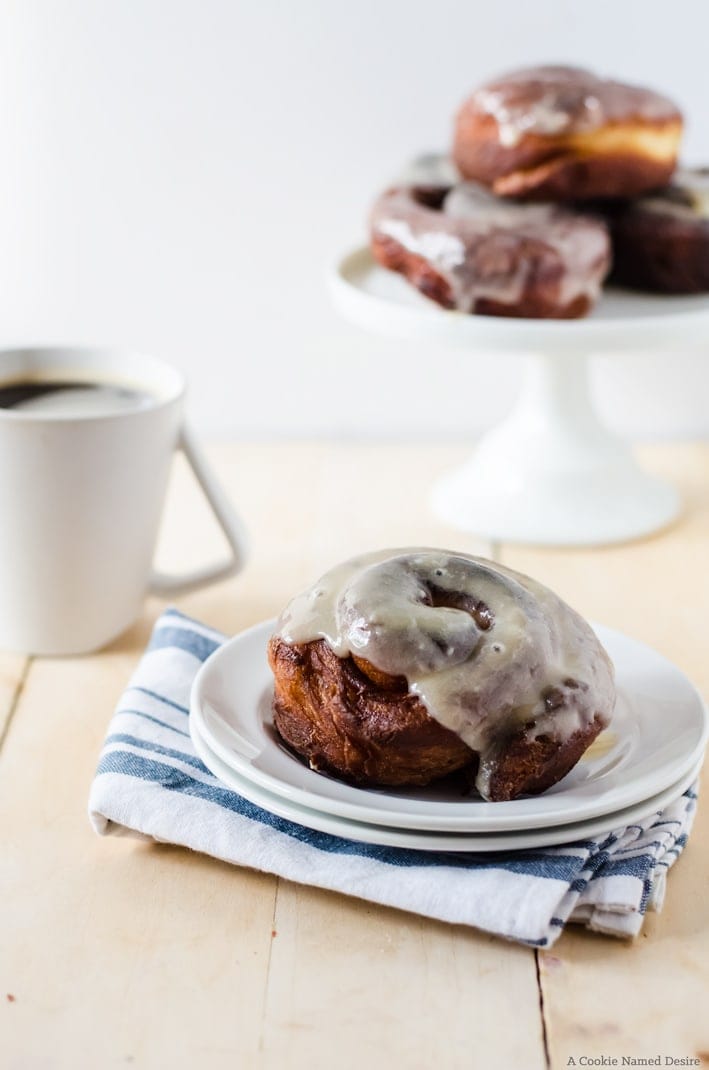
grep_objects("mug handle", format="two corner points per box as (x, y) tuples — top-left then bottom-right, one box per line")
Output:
(148, 425), (248, 596)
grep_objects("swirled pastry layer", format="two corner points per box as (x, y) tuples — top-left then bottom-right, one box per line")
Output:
(370, 182), (610, 317)
(270, 549), (615, 800)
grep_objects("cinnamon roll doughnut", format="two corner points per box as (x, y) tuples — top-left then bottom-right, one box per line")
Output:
(608, 168), (709, 293)
(453, 66), (682, 201)
(268, 550), (615, 802)
(370, 182), (611, 318)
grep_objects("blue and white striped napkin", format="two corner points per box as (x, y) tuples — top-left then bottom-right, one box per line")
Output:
(89, 609), (699, 948)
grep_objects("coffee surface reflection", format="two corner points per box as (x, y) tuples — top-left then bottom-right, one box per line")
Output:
(0, 379), (156, 416)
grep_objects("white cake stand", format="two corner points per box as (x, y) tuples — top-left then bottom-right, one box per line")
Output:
(330, 247), (709, 546)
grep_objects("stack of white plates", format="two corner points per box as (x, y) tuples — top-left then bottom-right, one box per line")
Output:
(190, 621), (707, 852)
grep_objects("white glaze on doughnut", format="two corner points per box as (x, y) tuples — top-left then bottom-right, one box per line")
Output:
(471, 65), (681, 148)
(371, 183), (610, 312)
(475, 86), (593, 147)
(276, 549), (615, 799)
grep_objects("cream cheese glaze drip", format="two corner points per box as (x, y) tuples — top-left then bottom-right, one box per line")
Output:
(276, 549), (615, 798)
(371, 183), (610, 311)
(443, 183), (609, 306)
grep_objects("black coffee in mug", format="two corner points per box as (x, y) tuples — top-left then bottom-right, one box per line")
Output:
(0, 378), (157, 416)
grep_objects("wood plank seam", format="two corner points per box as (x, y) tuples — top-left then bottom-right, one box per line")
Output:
(535, 950), (552, 1069)
(258, 875), (280, 1053)
(0, 657), (32, 755)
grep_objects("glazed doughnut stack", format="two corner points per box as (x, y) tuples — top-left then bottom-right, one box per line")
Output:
(370, 65), (709, 317)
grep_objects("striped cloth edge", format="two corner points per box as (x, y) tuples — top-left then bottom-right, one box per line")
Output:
(88, 608), (698, 947)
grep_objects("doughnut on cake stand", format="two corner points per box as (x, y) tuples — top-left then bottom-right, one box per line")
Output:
(330, 247), (709, 546)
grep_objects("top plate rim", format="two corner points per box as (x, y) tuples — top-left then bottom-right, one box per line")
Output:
(330, 245), (709, 353)
(190, 618), (708, 833)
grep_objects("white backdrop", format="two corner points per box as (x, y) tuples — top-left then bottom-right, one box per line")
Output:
(1, 0), (708, 438)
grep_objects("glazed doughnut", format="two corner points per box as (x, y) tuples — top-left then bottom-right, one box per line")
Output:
(268, 549), (615, 801)
(608, 168), (709, 293)
(453, 65), (683, 201)
(370, 181), (611, 318)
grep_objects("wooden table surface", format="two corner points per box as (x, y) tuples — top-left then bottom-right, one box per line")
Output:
(2, 441), (708, 1070)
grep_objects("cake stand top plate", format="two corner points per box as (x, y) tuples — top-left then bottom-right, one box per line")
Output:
(331, 246), (709, 354)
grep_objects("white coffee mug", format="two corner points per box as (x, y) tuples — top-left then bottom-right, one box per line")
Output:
(0, 346), (248, 655)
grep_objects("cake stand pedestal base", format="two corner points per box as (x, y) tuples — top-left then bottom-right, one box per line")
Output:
(431, 351), (679, 546)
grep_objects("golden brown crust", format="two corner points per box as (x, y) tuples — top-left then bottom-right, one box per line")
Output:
(268, 635), (606, 801)
(608, 208), (709, 293)
(494, 143), (678, 202)
(268, 635), (473, 787)
(371, 232), (456, 310)
(454, 114), (681, 201)
(483, 717), (605, 801)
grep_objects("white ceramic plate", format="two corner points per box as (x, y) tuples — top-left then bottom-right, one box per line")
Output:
(190, 620), (708, 833)
(191, 716), (702, 852)
(330, 246), (709, 355)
